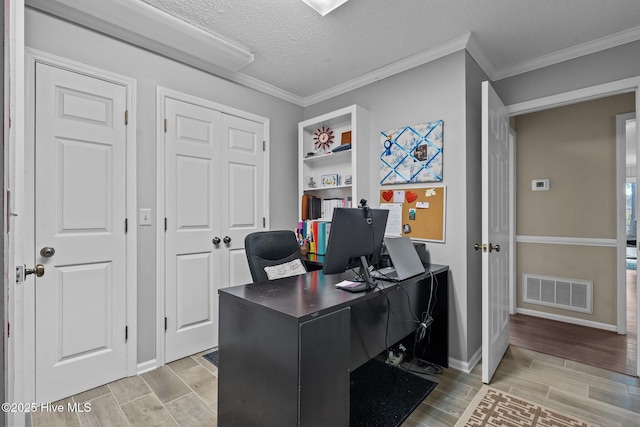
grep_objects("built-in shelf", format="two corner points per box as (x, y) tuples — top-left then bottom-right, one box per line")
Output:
(302, 149), (351, 164)
(298, 105), (369, 220)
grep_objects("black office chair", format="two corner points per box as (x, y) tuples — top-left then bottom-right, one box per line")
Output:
(244, 230), (307, 282)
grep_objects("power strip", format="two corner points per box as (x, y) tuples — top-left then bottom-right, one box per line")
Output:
(385, 351), (404, 366)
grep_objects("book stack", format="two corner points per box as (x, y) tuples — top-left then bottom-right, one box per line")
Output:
(302, 195), (349, 221)
(301, 194), (322, 220)
(298, 220), (332, 255)
(322, 198), (346, 221)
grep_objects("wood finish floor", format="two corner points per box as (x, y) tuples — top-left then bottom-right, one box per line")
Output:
(404, 346), (640, 427)
(32, 349), (219, 427)
(510, 270), (637, 377)
(32, 345), (639, 427)
(32, 273), (638, 426)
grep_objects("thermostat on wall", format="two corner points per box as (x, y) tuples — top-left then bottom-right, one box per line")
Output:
(531, 179), (549, 191)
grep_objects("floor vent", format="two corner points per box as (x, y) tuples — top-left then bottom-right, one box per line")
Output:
(522, 274), (592, 314)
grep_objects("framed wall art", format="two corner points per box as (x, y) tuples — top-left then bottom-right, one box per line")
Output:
(380, 120), (443, 185)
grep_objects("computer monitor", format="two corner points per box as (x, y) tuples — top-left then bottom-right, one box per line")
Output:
(322, 203), (389, 291)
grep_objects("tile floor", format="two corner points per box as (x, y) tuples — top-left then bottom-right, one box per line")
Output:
(31, 349), (218, 427)
(31, 345), (640, 427)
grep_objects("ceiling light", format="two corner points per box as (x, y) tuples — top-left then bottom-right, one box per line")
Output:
(302, 0), (349, 16)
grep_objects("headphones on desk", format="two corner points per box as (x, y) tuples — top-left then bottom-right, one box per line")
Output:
(360, 199), (372, 224)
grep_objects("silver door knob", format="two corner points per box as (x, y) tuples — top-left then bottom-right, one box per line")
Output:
(223, 236), (231, 244)
(40, 247), (56, 258)
(212, 237), (221, 245)
(489, 243), (501, 253)
(25, 264), (45, 277)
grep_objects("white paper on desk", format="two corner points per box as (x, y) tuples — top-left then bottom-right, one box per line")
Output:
(335, 280), (363, 289)
(380, 203), (402, 236)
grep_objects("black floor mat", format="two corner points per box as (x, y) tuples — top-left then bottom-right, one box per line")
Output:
(203, 350), (218, 367)
(350, 358), (437, 427)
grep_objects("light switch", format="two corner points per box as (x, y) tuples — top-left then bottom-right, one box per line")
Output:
(139, 208), (152, 226)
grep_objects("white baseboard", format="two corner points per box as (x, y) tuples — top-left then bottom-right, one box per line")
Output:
(448, 346), (482, 374)
(137, 359), (158, 375)
(516, 308), (617, 332)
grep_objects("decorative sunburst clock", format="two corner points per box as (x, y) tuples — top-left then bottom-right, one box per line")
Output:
(313, 126), (334, 152)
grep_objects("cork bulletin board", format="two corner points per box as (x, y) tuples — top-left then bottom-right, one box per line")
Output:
(379, 186), (446, 242)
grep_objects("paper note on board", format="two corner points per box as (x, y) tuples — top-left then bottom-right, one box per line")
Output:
(393, 191), (405, 203)
(425, 188), (437, 197)
(416, 202), (430, 209)
(380, 203), (402, 236)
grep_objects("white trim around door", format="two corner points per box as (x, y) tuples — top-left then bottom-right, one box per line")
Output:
(616, 112), (635, 336)
(23, 48), (138, 401)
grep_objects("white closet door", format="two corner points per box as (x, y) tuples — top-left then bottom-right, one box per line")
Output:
(220, 114), (265, 287)
(164, 98), (222, 362)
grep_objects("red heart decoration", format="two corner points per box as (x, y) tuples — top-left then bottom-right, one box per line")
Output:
(381, 190), (393, 202)
(406, 191), (418, 203)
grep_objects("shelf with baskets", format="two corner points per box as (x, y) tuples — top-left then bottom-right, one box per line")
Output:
(298, 105), (369, 221)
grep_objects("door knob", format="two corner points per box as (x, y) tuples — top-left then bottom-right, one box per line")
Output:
(40, 247), (56, 258)
(474, 243), (487, 252)
(212, 237), (221, 245)
(223, 236), (231, 244)
(489, 243), (501, 253)
(25, 264), (45, 277)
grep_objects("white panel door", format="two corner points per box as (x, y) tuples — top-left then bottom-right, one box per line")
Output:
(165, 98), (222, 362)
(35, 63), (128, 402)
(220, 114), (265, 287)
(481, 81), (511, 384)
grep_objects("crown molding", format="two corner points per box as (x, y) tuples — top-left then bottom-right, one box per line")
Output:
(465, 32), (497, 80)
(303, 33), (472, 106)
(26, 0), (254, 72)
(26, 1), (640, 108)
(493, 25), (640, 81)
(229, 73), (306, 106)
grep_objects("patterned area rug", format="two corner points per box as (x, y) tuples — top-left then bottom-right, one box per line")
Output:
(456, 386), (597, 427)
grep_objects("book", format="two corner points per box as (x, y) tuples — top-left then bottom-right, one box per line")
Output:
(309, 197), (322, 219)
(316, 221), (331, 255)
(301, 194), (312, 220)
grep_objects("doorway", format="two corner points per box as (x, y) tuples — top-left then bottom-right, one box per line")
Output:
(508, 92), (638, 377)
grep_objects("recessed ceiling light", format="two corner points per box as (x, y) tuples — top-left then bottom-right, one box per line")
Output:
(301, 0), (349, 16)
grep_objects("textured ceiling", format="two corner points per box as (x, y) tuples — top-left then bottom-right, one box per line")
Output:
(140, 0), (640, 99)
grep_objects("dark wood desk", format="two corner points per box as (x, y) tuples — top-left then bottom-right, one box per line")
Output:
(218, 264), (448, 427)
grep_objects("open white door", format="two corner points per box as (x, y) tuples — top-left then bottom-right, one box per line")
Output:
(481, 81), (511, 383)
(34, 63), (130, 402)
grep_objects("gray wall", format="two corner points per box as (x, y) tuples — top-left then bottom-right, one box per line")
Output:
(493, 40), (640, 106)
(26, 7), (303, 364)
(304, 51), (477, 363)
(25, 7), (640, 370)
(464, 52), (489, 359)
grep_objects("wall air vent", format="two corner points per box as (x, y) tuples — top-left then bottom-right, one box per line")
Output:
(523, 273), (592, 314)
